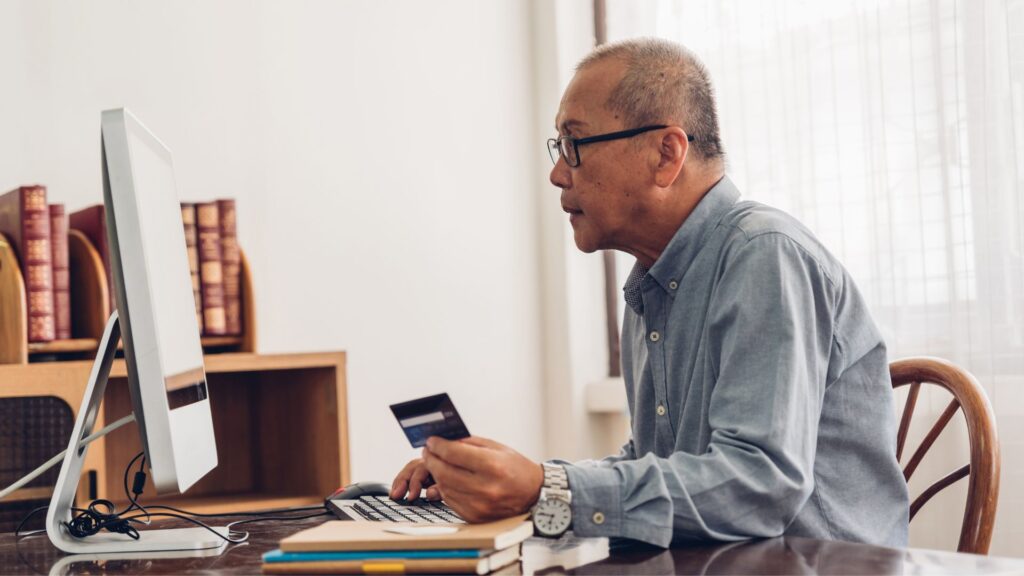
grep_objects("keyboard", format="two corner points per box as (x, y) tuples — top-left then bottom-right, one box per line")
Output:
(349, 495), (465, 524)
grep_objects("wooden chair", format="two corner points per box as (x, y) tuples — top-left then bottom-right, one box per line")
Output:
(890, 357), (1000, 554)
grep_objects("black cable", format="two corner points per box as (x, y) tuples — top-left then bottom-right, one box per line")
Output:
(14, 505), (49, 538)
(120, 511), (251, 544)
(17, 451), (328, 547)
(225, 508), (331, 532)
(65, 499), (139, 540)
(140, 503), (326, 518)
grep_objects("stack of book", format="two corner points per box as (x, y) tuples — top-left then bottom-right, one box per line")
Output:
(70, 199), (242, 337)
(262, 516), (532, 575)
(0, 185), (70, 342)
(1, 186), (244, 346)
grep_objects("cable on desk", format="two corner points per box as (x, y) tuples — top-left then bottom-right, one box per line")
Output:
(16, 449), (328, 546)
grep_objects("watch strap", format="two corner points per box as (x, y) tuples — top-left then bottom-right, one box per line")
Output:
(542, 463), (569, 491)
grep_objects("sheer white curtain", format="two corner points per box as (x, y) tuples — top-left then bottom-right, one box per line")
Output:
(605, 0), (1024, 555)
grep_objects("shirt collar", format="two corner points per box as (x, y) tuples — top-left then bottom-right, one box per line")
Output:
(623, 175), (741, 314)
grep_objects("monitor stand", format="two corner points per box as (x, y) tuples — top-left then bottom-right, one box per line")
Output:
(45, 311), (228, 555)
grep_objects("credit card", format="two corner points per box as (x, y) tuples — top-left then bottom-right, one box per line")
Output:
(390, 393), (470, 448)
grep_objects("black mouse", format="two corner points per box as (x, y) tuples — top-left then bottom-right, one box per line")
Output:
(326, 481), (392, 502)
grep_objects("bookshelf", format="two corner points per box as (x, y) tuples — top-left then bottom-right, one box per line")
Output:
(0, 352), (349, 517)
(0, 230), (256, 363)
(0, 231), (349, 522)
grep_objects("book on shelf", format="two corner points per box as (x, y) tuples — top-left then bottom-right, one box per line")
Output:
(180, 203), (203, 333)
(69, 204), (115, 313)
(196, 201), (227, 335)
(217, 198), (241, 335)
(49, 203), (71, 340)
(260, 545), (522, 575)
(0, 185), (55, 342)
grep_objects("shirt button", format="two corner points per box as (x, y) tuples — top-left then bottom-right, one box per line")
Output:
(668, 280), (678, 290)
(592, 512), (605, 525)
(656, 404), (666, 416)
(649, 331), (660, 342)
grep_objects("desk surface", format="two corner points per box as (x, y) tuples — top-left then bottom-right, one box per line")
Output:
(4, 515), (1023, 575)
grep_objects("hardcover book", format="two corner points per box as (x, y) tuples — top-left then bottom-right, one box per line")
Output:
(217, 198), (241, 335)
(0, 185), (55, 342)
(69, 204), (115, 312)
(279, 515), (532, 553)
(196, 201), (226, 335)
(49, 203), (71, 340)
(180, 203), (203, 333)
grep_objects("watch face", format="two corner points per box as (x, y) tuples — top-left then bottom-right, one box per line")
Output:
(533, 498), (572, 536)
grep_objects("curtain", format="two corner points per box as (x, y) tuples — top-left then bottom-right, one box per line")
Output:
(604, 0), (1023, 555)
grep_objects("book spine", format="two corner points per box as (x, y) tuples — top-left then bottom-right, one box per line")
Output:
(22, 186), (55, 342)
(196, 202), (226, 335)
(181, 203), (203, 333)
(217, 199), (241, 335)
(49, 203), (71, 340)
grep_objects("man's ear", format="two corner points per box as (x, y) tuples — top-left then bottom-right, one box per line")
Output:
(654, 128), (688, 188)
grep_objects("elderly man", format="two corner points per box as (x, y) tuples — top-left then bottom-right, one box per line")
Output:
(391, 38), (909, 548)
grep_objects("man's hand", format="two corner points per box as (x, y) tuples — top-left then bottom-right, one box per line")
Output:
(390, 458), (442, 501)
(421, 436), (544, 523)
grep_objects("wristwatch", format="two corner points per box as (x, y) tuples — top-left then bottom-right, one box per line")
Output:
(532, 463), (572, 537)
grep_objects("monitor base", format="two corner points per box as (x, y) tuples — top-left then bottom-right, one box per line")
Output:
(49, 526), (229, 555)
(44, 311), (228, 556)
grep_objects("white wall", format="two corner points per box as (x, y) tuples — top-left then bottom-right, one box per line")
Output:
(0, 0), (546, 484)
(530, 0), (634, 463)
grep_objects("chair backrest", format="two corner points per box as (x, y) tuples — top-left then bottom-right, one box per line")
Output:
(890, 357), (1000, 554)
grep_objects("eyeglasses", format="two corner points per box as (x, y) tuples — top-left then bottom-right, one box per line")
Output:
(547, 125), (693, 167)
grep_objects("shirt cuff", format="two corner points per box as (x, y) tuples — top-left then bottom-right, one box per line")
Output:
(563, 464), (672, 547)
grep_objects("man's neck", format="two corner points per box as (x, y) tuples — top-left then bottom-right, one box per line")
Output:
(627, 169), (725, 268)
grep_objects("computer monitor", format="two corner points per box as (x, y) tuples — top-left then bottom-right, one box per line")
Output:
(46, 108), (226, 554)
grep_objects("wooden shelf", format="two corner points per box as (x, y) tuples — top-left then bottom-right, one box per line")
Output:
(110, 493), (325, 515)
(26, 336), (245, 359)
(27, 338), (100, 355)
(1, 229), (257, 365)
(0, 351), (349, 520)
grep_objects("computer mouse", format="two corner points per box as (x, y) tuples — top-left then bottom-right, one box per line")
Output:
(326, 481), (392, 501)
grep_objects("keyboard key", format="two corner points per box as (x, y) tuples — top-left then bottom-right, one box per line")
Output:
(352, 494), (463, 523)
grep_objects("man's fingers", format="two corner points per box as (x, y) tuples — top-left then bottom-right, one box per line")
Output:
(390, 459), (422, 499)
(406, 465), (432, 501)
(459, 436), (502, 449)
(433, 484), (480, 522)
(425, 486), (441, 501)
(425, 437), (491, 469)
(423, 448), (477, 489)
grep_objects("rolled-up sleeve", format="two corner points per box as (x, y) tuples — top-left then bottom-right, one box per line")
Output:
(563, 233), (838, 547)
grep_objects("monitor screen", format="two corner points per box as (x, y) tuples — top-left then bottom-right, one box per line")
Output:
(122, 124), (208, 410)
(102, 108), (218, 493)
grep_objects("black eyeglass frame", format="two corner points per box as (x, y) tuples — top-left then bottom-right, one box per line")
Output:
(547, 124), (694, 167)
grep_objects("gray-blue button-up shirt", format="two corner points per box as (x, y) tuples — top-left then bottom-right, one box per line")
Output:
(559, 176), (909, 548)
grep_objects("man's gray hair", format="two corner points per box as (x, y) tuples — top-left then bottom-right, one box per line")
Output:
(578, 38), (724, 163)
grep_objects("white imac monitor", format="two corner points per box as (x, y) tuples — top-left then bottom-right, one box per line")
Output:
(102, 108), (218, 493)
(46, 108), (226, 554)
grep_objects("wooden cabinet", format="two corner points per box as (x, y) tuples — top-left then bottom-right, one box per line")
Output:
(0, 231), (349, 524)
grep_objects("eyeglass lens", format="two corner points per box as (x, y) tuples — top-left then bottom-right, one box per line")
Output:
(547, 138), (579, 167)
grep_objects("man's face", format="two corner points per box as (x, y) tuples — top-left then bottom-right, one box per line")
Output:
(550, 59), (651, 254)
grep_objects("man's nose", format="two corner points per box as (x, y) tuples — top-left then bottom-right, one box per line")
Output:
(549, 157), (571, 190)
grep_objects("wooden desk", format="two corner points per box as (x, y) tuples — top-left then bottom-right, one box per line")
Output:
(3, 515), (1024, 575)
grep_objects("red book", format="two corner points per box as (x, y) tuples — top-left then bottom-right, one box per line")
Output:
(0, 185), (55, 342)
(49, 203), (71, 340)
(181, 203), (203, 333)
(196, 202), (226, 335)
(217, 199), (241, 335)
(69, 204), (115, 312)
